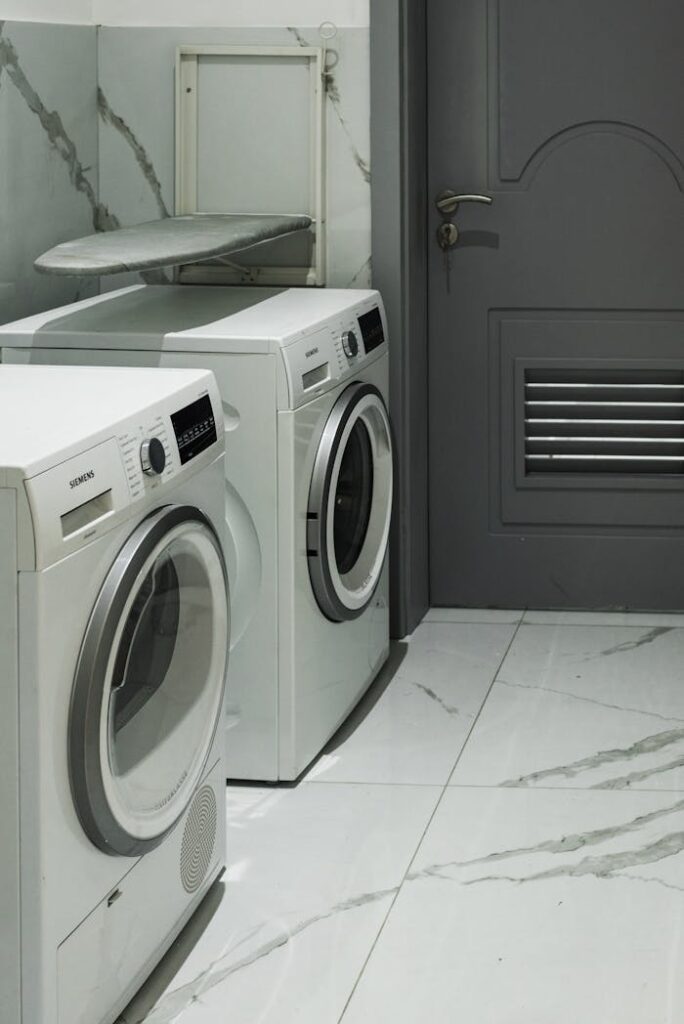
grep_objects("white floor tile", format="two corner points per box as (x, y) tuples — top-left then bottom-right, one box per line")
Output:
(451, 623), (684, 790)
(424, 607), (524, 624)
(119, 782), (440, 1024)
(119, 614), (684, 1023)
(524, 609), (684, 627)
(305, 623), (517, 785)
(341, 787), (684, 1024)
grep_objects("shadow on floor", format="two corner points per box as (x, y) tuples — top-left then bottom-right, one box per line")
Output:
(117, 879), (225, 1023)
(319, 640), (409, 754)
(228, 641), (409, 790)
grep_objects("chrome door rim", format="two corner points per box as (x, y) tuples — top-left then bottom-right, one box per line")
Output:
(307, 382), (393, 622)
(68, 505), (228, 857)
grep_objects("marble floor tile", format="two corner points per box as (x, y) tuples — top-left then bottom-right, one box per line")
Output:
(305, 622), (517, 785)
(424, 607), (524, 624)
(524, 609), (684, 627)
(118, 782), (440, 1024)
(451, 623), (684, 791)
(341, 787), (684, 1024)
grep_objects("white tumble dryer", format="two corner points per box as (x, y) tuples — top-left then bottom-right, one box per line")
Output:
(0, 365), (229, 1024)
(0, 286), (393, 781)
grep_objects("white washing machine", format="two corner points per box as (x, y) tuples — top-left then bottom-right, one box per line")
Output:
(0, 365), (229, 1024)
(0, 286), (393, 781)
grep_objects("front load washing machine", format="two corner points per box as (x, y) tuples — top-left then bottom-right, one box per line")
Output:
(0, 365), (229, 1024)
(0, 287), (393, 781)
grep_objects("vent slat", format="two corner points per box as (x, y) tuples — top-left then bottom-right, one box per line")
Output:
(524, 369), (684, 476)
(526, 418), (684, 438)
(526, 383), (684, 389)
(526, 404), (684, 421)
(529, 437), (684, 444)
(528, 440), (684, 458)
(526, 401), (684, 407)
(526, 418), (684, 424)
(527, 454), (684, 462)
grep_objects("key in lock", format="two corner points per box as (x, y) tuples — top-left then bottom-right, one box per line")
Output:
(437, 222), (459, 250)
(437, 222), (459, 293)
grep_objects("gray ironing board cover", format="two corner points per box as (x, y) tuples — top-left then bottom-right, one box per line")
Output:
(34, 213), (313, 276)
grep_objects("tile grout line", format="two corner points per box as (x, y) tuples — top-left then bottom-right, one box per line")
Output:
(336, 618), (524, 1023)
(444, 618), (524, 786)
(233, 781), (453, 791)
(446, 782), (684, 794)
(428, 616), (684, 630)
(521, 617), (684, 630)
(306, 779), (684, 795)
(425, 614), (524, 624)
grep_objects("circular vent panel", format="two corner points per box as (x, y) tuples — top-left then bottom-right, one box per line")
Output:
(180, 785), (217, 894)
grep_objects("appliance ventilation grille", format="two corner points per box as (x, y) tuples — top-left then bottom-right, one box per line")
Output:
(524, 369), (684, 474)
(180, 785), (217, 894)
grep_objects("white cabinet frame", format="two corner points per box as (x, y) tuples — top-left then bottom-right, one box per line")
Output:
(175, 44), (326, 286)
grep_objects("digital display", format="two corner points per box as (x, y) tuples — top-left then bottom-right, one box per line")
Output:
(171, 395), (217, 465)
(358, 307), (385, 353)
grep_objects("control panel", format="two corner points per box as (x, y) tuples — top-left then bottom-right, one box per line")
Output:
(281, 298), (388, 409)
(171, 394), (218, 465)
(117, 414), (174, 502)
(141, 437), (166, 476)
(117, 393), (217, 499)
(24, 376), (223, 570)
(341, 329), (359, 359)
(357, 306), (385, 353)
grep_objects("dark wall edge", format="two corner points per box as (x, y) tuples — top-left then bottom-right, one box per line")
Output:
(370, 0), (430, 638)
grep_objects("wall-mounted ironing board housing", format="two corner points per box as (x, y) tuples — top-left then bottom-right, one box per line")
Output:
(34, 213), (313, 277)
(175, 45), (326, 287)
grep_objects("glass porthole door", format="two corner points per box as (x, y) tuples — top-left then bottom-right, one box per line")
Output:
(307, 383), (393, 622)
(69, 505), (229, 857)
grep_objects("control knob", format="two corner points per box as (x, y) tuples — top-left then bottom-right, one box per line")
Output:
(140, 437), (166, 476)
(341, 329), (359, 359)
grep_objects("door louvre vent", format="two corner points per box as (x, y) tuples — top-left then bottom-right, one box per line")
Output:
(524, 369), (684, 475)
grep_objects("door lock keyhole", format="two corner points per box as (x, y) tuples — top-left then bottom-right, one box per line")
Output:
(437, 221), (459, 250)
(435, 190), (493, 250)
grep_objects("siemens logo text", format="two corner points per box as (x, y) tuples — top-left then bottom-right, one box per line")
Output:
(69, 471), (95, 490)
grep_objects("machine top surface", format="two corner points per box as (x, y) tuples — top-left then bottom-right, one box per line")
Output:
(0, 364), (215, 476)
(0, 284), (381, 350)
(0, 285), (389, 412)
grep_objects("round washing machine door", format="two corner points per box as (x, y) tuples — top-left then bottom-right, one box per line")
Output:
(69, 505), (229, 857)
(307, 382), (393, 622)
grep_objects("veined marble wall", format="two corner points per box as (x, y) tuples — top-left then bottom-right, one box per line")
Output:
(92, 1), (369, 27)
(0, 17), (371, 326)
(0, 20), (99, 324)
(97, 25), (371, 289)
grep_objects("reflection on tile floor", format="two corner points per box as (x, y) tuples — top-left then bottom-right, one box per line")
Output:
(121, 611), (684, 1023)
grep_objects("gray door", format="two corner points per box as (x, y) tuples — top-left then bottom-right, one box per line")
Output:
(428, 0), (684, 609)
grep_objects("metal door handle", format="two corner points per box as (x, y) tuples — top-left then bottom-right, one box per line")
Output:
(436, 191), (493, 216)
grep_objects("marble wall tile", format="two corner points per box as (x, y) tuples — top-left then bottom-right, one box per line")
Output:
(97, 25), (371, 291)
(1, 21), (371, 322)
(92, 1), (370, 28)
(0, 20), (99, 325)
